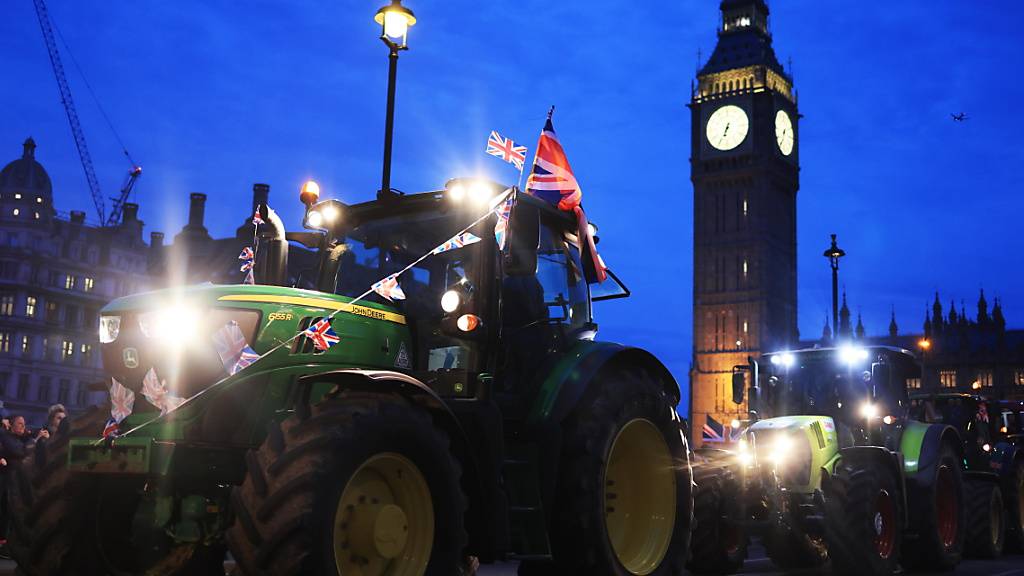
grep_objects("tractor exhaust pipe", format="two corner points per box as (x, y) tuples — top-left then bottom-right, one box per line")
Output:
(255, 205), (289, 286)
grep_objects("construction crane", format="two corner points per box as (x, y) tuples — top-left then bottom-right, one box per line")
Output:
(32, 0), (141, 226)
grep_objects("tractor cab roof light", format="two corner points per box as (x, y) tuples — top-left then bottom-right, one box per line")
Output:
(770, 352), (795, 368)
(838, 345), (869, 365)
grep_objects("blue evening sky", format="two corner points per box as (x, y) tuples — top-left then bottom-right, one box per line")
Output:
(3, 1), (1023, 412)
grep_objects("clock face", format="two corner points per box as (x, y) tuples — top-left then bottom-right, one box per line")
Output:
(706, 105), (749, 151)
(775, 109), (794, 156)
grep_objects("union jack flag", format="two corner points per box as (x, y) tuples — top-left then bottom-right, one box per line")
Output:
(243, 268), (255, 285)
(371, 274), (406, 302)
(102, 418), (120, 439)
(302, 317), (340, 351)
(486, 131), (528, 171)
(239, 246), (254, 261)
(493, 192), (514, 250)
(525, 115), (582, 212)
(109, 378), (135, 423)
(702, 414), (725, 443)
(141, 368), (185, 415)
(252, 209), (264, 226)
(213, 321), (261, 375)
(432, 232), (482, 255)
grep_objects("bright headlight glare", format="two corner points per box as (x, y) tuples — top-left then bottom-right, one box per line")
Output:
(441, 290), (461, 314)
(448, 183), (466, 202)
(770, 435), (793, 465)
(860, 402), (879, 420)
(469, 181), (491, 204)
(307, 210), (324, 228)
(139, 306), (201, 344)
(982, 443), (992, 452)
(321, 205), (340, 223)
(457, 314), (481, 332)
(731, 418), (741, 429)
(99, 315), (121, 344)
(839, 345), (870, 365)
(771, 352), (795, 368)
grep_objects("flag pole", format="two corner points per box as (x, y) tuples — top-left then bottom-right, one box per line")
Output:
(521, 105), (554, 193)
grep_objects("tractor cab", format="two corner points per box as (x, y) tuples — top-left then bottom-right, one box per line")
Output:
(737, 346), (919, 446)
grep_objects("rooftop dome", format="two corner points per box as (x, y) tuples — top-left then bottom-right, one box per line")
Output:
(0, 138), (53, 199)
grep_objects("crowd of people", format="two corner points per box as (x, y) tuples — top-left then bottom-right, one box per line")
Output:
(0, 402), (67, 558)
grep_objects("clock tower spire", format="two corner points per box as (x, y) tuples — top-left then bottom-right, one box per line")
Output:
(689, 0), (799, 447)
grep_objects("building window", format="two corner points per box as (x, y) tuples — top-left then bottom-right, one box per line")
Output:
(940, 369), (957, 388)
(906, 377), (921, 389)
(58, 379), (70, 404)
(37, 377), (50, 402)
(21, 335), (30, 355)
(84, 277), (95, 292)
(11, 209), (19, 217)
(18, 375), (30, 399)
(0, 332), (10, 353)
(0, 261), (16, 279)
(61, 340), (74, 361)
(36, 197), (42, 204)
(977, 370), (993, 388)
(46, 301), (59, 323)
(64, 275), (75, 290)
(0, 294), (13, 316)
(64, 305), (79, 329)
(1017, 370), (1024, 386)
(0, 372), (7, 397)
(25, 296), (36, 317)
(13, 193), (21, 200)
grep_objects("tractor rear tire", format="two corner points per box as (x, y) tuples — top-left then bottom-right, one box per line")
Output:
(226, 392), (466, 576)
(902, 444), (965, 571)
(546, 369), (691, 576)
(6, 406), (108, 576)
(824, 460), (902, 576)
(687, 465), (746, 575)
(764, 516), (827, 570)
(964, 479), (1005, 558)
(1005, 459), (1024, 552)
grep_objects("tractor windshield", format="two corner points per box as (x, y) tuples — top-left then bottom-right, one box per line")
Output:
(762, 350), (911, 425)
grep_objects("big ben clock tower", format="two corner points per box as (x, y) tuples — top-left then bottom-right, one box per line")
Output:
(690, 0), (798, 446)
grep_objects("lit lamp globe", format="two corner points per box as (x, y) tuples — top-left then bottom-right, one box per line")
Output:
(375, 0), (417, 49)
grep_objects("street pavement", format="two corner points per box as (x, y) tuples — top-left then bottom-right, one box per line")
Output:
(0, 547), (1020, 575)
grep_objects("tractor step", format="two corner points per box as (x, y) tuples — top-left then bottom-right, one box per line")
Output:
(502, 442), (551, 557)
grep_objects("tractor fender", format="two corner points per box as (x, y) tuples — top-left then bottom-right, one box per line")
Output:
(837, 446), (908, 527)
(525, 341), (680, 428)
(295, 369), (495, 556)
(910, 423), (963, 485)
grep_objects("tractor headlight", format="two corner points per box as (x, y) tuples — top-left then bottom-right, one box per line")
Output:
(441, 290), (461, 313)
(839, 345), (869, 365)
(860, 402), (879, 420)
(770, 352), (795, 368)
(138, 305), (201, 346)
(737, 437), (754, 467)
(99, 315), (121, 344)
(769, 435), (794, 466)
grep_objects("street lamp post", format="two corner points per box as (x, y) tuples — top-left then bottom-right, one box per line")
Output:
(374, 0), (417, 200)
(823, 234), (845, 341)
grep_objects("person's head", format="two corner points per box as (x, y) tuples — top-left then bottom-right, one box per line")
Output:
(12, 416), (26, 435)
(47, 404), (67, 429)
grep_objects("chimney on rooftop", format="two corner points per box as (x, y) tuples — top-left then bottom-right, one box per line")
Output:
(122, 203), (139, 223)
(253, 183), (269, 212)
(150, 231), (164, 247)
(69, 210), (85, 224)
(188, 193), (207, 229)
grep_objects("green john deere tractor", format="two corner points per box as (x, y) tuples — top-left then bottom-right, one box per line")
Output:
(688, 345), (965, 576)
(7, 181), (692, 576)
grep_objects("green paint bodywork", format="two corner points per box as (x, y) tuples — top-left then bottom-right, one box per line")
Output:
(746, 415), (840, 494)
(899, 420), (930, 474)
(69, 283), (413, 472)
(525, 340), (606, 426)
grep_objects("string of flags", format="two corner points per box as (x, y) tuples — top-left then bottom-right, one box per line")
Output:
(302, 317), (341, 352)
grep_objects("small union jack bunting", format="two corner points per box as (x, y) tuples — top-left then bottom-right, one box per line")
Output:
(102, 418), (120, 439)
(252, 209), (264, 226)
(302, 317), (340, 351)
(371, 274), (406, 302)
(141, 368), (185, 415)
(432, 232), (482, 255)
(486, 131), (528, 171)
(213, 321), (261, 375)
(493, 193), (514, 250)
(109, 378), (135, 423)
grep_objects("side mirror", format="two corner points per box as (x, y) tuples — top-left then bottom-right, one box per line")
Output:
(732, 371), (746, 405)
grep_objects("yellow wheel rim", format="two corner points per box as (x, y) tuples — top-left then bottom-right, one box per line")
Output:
(333, 453), (434, 576)
(604, 418), (676, 575)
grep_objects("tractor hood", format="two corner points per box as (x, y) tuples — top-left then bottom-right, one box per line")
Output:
(745, 415), (840, 491)
(99, 284), (412, 398)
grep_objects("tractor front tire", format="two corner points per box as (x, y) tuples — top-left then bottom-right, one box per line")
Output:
(964, 479), (1005, 558)
(687, 465), (746, 574)
(6, 406), (108, 576)
(227, 392), (466, 576)
(546, 369), (691, 576)
(902, 444), (965, 571)
(824, 460), (902, 576)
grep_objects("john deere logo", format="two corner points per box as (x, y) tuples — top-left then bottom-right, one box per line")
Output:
(122, 348), (140, 369)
